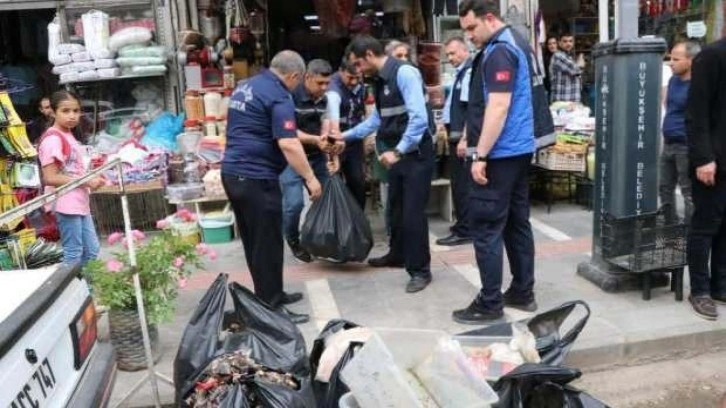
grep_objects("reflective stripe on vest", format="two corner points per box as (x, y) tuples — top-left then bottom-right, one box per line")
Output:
(380, 105), (407, 117)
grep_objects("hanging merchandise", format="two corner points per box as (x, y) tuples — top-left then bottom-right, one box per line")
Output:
(0, 184), (23, 231)
(109, 27), (153, 52)
(82, 10), (110, 56)
(11, 163), (42, 189)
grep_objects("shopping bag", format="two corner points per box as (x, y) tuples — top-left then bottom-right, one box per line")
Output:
(493, 364), (610, 408)
(300, 175), (373, 262)
(173, 273), (228, 403)
(458, 300), (591, 366)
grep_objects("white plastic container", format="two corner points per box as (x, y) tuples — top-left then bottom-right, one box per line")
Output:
(203, 91), (222, 119)
(219, 90), (231, 117)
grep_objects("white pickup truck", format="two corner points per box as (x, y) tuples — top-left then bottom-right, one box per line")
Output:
(0, 263), (116, 408)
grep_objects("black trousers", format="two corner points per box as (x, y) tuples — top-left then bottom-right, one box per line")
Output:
(447, 139), (471, 237)
(341, 141), (367, 210)
(469, 154), (535, 311)
(222, 175), (285, 307)
(388, 137), (435, 277)
(687, 174), (726, 298)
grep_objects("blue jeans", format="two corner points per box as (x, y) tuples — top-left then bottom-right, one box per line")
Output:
(280, 155), (329, 243)
(56, 213), (101, 268)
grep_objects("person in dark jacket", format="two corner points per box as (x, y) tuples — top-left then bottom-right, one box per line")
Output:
(686, 36), (726, 321)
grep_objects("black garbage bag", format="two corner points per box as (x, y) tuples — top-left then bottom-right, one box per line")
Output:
(174, 273), (229, 403)
(227, 282), (310, 376)
(309, 320), (362, 408)
(300, 175), (373, 262)
(218, 384), (251, 408)
(493, 364), (610, 408)
(458, 300), (591, 366)
(254, 378), (317, 408)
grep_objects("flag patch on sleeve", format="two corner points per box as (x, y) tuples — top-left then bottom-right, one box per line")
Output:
(495, 71), (511, 82)
(283, 120), (296, 130)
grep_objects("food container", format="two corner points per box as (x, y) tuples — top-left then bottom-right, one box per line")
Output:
(204, 116), (218, 137)
(166, 182), (204, 201)
(184, 91), (204, 121)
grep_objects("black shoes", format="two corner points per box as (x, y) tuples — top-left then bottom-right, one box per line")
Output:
(452, 299), (504, 325)
(288, 239), (312, 263)
(435, 234), (472, 246)
(503, 292), (538, 312)
(406, 275), (432, 293)
(689, 295), (718, 321)
(277, 306), (310, 324)
(368, 254), (405, 268)
(712, 293), (726, 306)
(281, 291), (303, 305)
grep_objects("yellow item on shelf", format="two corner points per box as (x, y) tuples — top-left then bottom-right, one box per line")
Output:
(0, 92), (23, 126)
(13, 228), (36, 254)
(7, 124), (38, 158)
(0, 183), (23, 231)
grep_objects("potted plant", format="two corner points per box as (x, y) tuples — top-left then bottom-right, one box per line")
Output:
(84, 210), (217, 371)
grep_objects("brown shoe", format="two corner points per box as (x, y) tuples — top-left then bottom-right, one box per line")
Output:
(689, 295), (718, 321)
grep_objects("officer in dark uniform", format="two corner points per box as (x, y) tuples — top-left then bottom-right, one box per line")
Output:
(222, 50), (322, 324)
(342, 35), (436, 293)
(437, 36), (474, 246)
(328, 58), (367, 209)
(454, 0), (538, 324)
(281, 59), (336, 263)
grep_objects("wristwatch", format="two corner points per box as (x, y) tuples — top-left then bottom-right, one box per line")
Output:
(470, 152), (488, 162)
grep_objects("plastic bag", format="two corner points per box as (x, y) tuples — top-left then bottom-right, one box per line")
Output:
(51, 64), (76, 75)
(130, 65), (167, 75)
(108, 26), (152, 51)
(174, 274), (228, 403)
(458, 301), (591, 366)
(493, 364), (610, 408)
(141, 112), (184, 152)
(89, 48), (115, 60)
(300, 175), (373, 262)
(254, 378), (316, 408)
(218, 384), (251, 408)
(97, 68), (121, 78)
(56, 43), (85, 54)
(71, 51), (92, 62)
(50, 54), (72, 66)
(71, 61), (95, 71)
(82, 10), (110, 54)
(94, 58), (117, 69)
(78, 70), (99, 81)
(59, 72), (79, 84)
(116, 56), (166, 67)
(119, 45), (168, 58)
(310, 320), (361, 408)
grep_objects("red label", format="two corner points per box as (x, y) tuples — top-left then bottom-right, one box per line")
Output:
(283, 120), (296, 130)
(495, 71), (511, 82)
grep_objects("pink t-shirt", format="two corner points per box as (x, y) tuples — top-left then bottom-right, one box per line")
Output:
(38, 129), (91, 215)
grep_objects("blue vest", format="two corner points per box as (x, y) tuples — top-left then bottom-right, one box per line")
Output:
(448, 58), (472, 142)
(329, 73), (366, 132)
(467, 28), (535, 159)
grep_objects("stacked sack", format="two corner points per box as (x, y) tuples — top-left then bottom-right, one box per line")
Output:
(110, 27), (168, 77)
(48, 10), (120, 84)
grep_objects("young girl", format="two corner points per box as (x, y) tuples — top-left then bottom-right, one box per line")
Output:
(38, 90), (105, 267)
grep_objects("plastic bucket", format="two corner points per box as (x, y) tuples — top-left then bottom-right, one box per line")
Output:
(199, 219), (234, 244)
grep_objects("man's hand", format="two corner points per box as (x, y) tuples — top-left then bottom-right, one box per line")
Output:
(304, 177), (323, 200)
(330, 139), (345, 155)
(85, 177), (105, 190)
(327, 156), (340, 175)
(456, 138), (468, 159)
(471, 161), (488, 185)
(316, 135), (331, 152)
(379, 151), (400, 169)
(696, 161), (717, 186)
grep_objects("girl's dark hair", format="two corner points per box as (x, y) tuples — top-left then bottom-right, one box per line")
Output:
(49, 90), (81, 111)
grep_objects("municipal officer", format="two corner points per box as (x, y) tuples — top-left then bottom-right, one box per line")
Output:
(328, 58), (367, 209)
(281, 59), (336, 263)
(437, 36), (473, 247)
(342, 35), (436, 293)
(222, 50), (322, 324)
(454, 0), (538, 324)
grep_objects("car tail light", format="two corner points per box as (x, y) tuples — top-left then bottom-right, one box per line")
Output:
(70, 298), (97, 369)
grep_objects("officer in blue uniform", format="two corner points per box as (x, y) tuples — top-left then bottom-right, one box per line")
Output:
(328, 58), (367, 209)
(343, 35), (436, 293)
(222, 50), (322, 324)
(281, 59), (336, 263)
(454, 0), (538, 324)
(437, 36), (473, 247)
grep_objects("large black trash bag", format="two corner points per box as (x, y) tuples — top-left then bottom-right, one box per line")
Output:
(300, 175), (373, 262)
(254, 378), (317, 408)
(227, 282), (310, 376)
(174, 273), (229, 403)
(493, 364), (610, 408)
(218, 384), (251, 408)
(458, 301), (591, 366)
(309, 320), (361, 408)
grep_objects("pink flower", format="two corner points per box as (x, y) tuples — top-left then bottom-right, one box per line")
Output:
(106, 259), (124, 273)
(131, 229), (146, 241)
(156, 219), (170, 229)
(177, 208), (192, 219)
(107, 232), (124, 245)
(173, 256), (185, 268)
(178, 277), (188, 289)
(208, 249), (218, 261)
(195, 243), (209, 255)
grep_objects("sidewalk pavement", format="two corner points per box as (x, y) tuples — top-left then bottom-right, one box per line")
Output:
(106, 203), (726, 407)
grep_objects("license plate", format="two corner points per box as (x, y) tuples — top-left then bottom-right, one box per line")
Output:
(10, 358), (57, 408)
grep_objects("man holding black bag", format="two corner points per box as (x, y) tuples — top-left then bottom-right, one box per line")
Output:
(342, 35), (436, 293)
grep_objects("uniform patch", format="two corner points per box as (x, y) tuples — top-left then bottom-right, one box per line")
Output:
(283, 120), (296, 130)
(495, 71), (511, 82)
